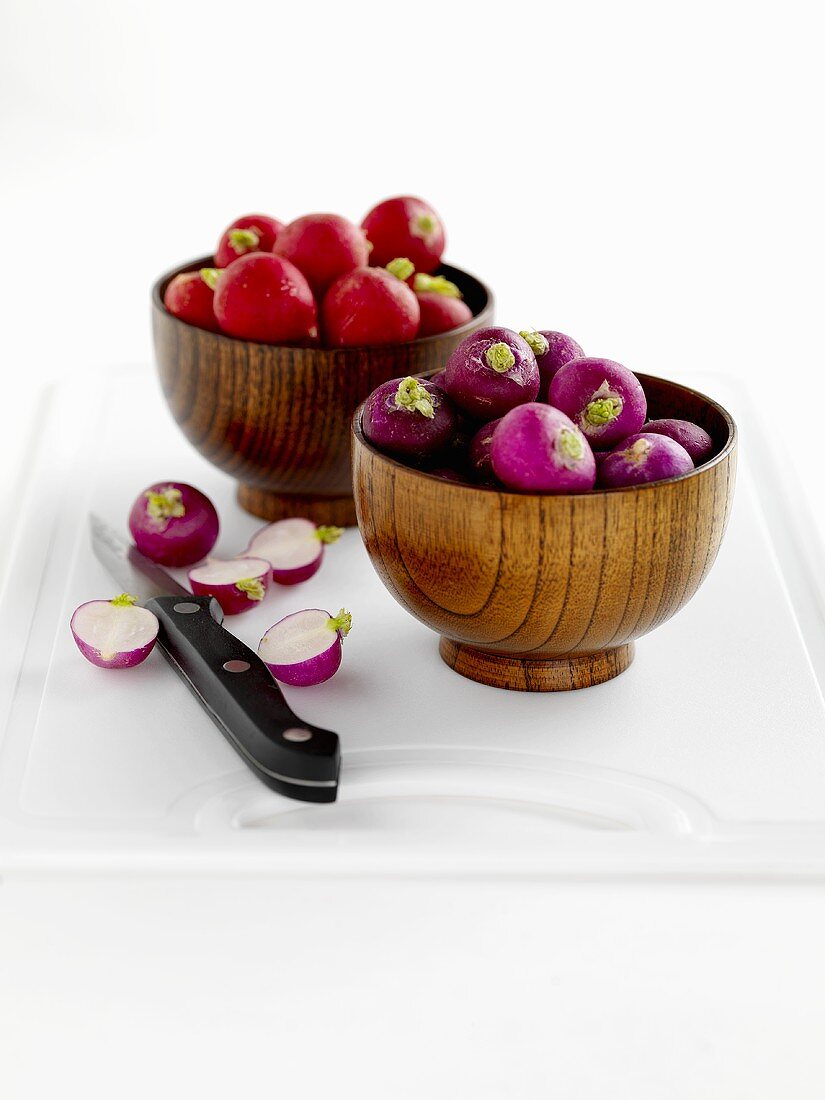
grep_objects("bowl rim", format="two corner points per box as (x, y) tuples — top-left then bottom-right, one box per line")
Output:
(351, 371), (737, 499)
(151, 255), (495, 353)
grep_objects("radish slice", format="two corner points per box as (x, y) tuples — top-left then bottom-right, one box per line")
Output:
(70, 593), (159, 669)
(188, 556), (271, 615)
(246, 518), (343, 586)
(258, 608), (352, 686)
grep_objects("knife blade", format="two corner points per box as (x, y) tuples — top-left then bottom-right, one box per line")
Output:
(90, 515), (339, 803)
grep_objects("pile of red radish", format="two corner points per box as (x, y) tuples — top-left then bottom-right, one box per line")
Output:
(163, 197), (476, 346)
(72, 482), (352, 685)
(361, 327), (715, 492)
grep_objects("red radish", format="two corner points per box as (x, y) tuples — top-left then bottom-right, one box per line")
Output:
(258, 608), (352, 687)
(598, 433), (693, 488)
(215, 213), (284, 267)
(642, 418), (714, 463)
(468, 417), (503, 483)
(417, 292), (473, 337)
(491, 404), (596, 493)
(322, 265), (420, 346)
(274, 213), (370, 297)
(519, 329), (585, 400)
(213, 253), (318, 344)
(549, 357), (647, 450)
(362, 196), (445, 273)
(163, 268), (222, 332)
(128, 482), (219, 567)
(188, 557), (271, 615)
(71, 594), (159, 669)
(442, 326), (540, 420)
(247, 518), (343, 586)
(362, 376), (458, 459)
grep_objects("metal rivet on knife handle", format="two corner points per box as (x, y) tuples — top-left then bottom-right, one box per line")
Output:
(283, 728), (313, 743)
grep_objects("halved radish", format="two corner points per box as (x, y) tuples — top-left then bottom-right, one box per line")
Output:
(188, 556), (271, 615)
(71, 594), (159, 669)
(258, 608), (352, 686)
(246, 518), (343, 586)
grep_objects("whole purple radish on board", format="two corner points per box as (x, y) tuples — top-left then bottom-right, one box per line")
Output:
(549, 358), (646, 450)
(519, 329), (584, 401)
(362, 376), (458, 458)
(188, 557), (271, 615)
(598, 433), (693, 488)
(441, 327), (540, 420)
(247, 518), (343, 586)
(491, 404), (596, 493)
(258, 608), (352, 687)
(468, 418), (503, 484)
(71, 593), (159, 669)
(643, 418), (714, 464)
(128, 482), (219, 567)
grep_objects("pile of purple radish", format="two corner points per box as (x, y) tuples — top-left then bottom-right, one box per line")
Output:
(361, 326), (714, 491)
(72, 483), (351, 686)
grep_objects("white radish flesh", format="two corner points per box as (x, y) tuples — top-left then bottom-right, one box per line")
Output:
(188, 556), (271, 615)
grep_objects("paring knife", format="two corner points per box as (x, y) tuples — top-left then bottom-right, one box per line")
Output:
(90, 515), (340, 803)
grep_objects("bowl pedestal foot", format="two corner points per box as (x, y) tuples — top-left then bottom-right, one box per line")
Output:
(237, 485), (358, 527)
(438, 638), (635, 692)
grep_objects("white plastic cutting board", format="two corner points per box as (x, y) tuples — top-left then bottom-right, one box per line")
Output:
(2, 367), (824, 877)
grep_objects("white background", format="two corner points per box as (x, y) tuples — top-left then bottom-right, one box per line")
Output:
(2, 1), (825, 1096)
(3, 0), (825, 556)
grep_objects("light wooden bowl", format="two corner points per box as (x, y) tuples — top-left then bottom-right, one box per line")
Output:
(352, 374), (737, 691)
(152, 257), (494, 527)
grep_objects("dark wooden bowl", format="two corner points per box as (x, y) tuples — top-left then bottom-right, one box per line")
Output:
(151, 257), (494, 526)
(352, 374), (737, 691)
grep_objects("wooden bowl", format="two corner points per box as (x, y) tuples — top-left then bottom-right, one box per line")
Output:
(151, 257), (493, 526)
(352, 374), (737, 691)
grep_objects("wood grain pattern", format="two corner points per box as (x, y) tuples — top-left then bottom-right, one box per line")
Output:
(152, 257), (494, 525)
(352, 374), (737, 692)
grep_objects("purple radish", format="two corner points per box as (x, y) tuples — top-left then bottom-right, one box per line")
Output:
(519, 329), (585, 400)
(362, 376), (458, 458)
(441, 326), (540, 420)
(491, 404), (596, 493)
(598, 433), (693, 488)
(428, 467), (470, 484)
(188, 556), (271, 615)
(594, 448), (611, 473)
(468, 417), (502, 483)
(128, 482), (219, 567)
(643, 418), (714, 464)
(71, 593), (159, 669)
(549, 358), (647, 450)
(258, 608), (352, 687)
(247, 518), (343, 586)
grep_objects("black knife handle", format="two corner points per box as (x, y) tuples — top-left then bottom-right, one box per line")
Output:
(145, 595), (339, 803)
